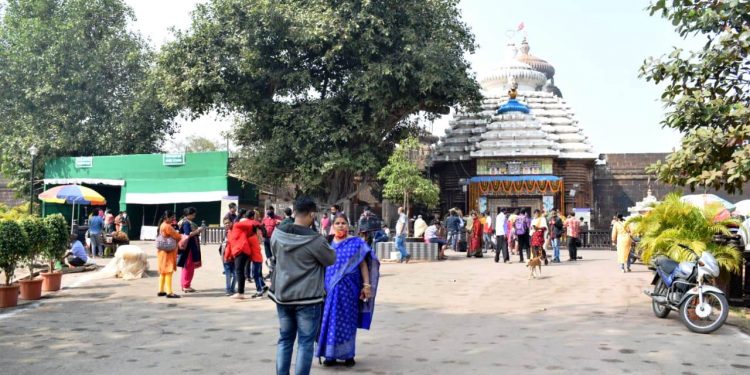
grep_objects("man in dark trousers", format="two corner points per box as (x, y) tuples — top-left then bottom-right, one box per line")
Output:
(269, 197), (336, 375)
(494, 208), (509, 263)
(564, 213), (581, 261)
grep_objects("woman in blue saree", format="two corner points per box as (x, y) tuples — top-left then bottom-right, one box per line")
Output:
(316, 214), (380, 367)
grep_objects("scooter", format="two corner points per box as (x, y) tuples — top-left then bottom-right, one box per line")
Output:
(643, 244), (729, 334)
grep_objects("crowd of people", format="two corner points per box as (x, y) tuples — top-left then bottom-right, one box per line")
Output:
(85, 208), (132, 258)
(410, 207), (587, 264)
(64, 197), (635, 375)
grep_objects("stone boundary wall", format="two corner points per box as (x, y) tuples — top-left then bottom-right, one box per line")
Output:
(0, 178), (23, 207)
(592, 153), (750, 229)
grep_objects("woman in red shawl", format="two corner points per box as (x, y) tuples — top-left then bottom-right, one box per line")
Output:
(468, 211), (483, 258)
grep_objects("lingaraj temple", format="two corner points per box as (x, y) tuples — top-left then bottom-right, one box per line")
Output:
(428, 38), (750, 229)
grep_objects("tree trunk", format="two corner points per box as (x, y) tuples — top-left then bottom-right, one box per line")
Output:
(325, 170), (357, 205)
(405, 191), (410, 237)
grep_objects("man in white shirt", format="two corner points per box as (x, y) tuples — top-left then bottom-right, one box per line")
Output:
(395, 207), (411, 263)
(494, 208), (508, 263)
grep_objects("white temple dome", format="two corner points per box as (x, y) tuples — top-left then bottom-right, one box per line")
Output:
(430, 36), (596, 163)
(479, 43), (547, 94)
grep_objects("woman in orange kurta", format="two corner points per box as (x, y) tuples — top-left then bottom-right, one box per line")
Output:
(158, 210), (182, 298)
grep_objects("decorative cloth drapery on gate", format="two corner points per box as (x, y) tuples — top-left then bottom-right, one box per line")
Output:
(467, 175), (564, 213)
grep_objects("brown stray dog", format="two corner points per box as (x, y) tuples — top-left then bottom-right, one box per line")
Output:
(527, 256), (542, 279)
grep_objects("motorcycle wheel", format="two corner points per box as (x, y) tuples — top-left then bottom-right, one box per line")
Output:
(652, 279), (670, 318)
(679, 291), (728, 334)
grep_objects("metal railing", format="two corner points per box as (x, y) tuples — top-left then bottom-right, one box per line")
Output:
(198, 227), (615, 249)
(200, 227), (226, 244)
(577, 230), (612, 249)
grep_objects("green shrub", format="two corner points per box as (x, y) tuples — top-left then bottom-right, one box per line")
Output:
(0, 219), (30, 285)
(628, 193), (743, 274)
(18, 217), (47, 278)
(0, 203), (31, 221)
(42, 214), (69, 273)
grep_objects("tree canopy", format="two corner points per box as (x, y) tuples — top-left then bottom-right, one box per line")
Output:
(157, 0), (481, 202)
(640, 0), (750, 193)
(184, 135), (221, 153)
(378, 136), (439, 210)
(0, 0), (177, 195)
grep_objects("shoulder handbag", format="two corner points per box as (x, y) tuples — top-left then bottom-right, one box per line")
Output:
(155, 234), (177, 252)
(178, 234), (190, 250)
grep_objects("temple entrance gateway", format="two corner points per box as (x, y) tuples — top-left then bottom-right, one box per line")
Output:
(486, 197), (540, 214)
(468, 176), (565, 215)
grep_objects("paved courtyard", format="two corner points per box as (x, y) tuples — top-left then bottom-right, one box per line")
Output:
(1, 242), (749, 374)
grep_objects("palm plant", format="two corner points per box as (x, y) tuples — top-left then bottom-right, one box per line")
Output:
(627, 193), (743, 274)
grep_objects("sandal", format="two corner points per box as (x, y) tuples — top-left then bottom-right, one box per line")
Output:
(182, 287), (197, 293)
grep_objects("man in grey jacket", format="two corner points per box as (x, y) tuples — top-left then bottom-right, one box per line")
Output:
(269, 197), (336, 375)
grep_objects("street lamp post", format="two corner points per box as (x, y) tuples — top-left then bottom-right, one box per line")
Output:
(29, 145), (38, 215)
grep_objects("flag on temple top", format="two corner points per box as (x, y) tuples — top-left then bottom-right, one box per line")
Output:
(517, 22), (525, 31)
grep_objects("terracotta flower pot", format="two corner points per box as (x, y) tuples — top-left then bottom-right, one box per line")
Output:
(19, 278), (43, 300)
(0, 284), (20, 308)
(40, 271), (62, 292)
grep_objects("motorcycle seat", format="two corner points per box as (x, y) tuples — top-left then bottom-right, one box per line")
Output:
(653, 256), (678, 274)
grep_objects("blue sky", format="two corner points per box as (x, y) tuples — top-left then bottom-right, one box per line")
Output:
(127, 0), (699, 153)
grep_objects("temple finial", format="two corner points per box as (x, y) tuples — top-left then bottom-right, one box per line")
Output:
(508, 78), (518, 99)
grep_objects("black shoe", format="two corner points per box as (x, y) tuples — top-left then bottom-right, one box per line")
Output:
(344, 358), (356, 367)
(157, 292), (167, 297)
(322, 359), (337, 367)
(166, 293), (181, 299)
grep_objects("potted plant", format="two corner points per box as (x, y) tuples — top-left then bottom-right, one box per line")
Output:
(18, 217), (46, 300)
(628, 193), (743, 291)
(40, 214), (69, 292)
(0, 219), (29, 308)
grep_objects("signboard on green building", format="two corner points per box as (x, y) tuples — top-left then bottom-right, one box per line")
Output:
(163, 153), (186, 166)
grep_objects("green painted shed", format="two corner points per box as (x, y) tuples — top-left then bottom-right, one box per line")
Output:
(42, 151), (257, 239)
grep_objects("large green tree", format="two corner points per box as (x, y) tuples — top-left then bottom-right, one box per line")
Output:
(641, 0), (750, 193)
(0, 0), (177, 195)
(157, 0), (481, 202)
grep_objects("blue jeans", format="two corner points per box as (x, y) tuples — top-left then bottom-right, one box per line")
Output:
(447, 230), (459, 250)
(395, 235), (409, 259)
(551, 238), (560, 261)
(251, 261), (265, 292)
(482, 233), (493, 251)
(276, 303), (323, 375)
(223, 261), (236, 294)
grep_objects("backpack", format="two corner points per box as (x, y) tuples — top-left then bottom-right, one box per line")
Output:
(515, 216), (529, 236)
(553, 218), (564, 238)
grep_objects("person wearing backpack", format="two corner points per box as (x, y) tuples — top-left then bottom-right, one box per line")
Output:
(262, 206), (283, 259)
(548, 210), (564, 263)
(515, 210), (531, 262)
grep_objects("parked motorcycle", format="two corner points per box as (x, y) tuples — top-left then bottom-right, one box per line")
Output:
(643, 244), (729, 334)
